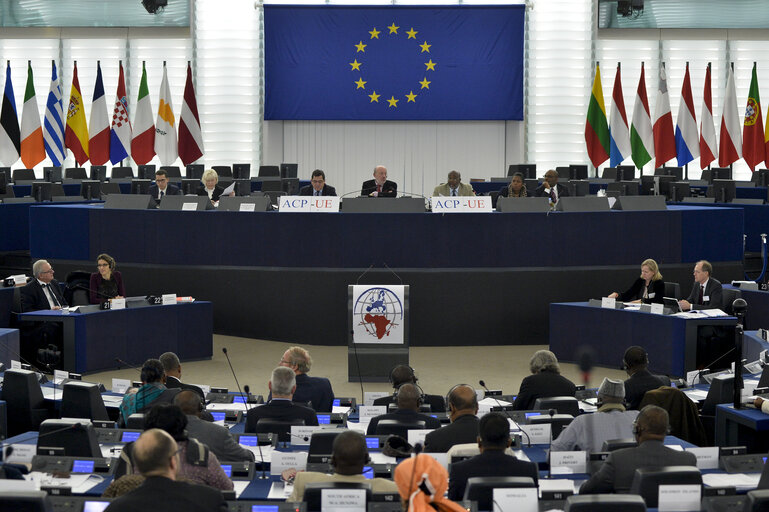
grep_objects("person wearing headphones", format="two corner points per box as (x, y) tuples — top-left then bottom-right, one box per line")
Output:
(89, 253), (126, 304)
(424, 384), (479, 453)
(284, 431), (398, 501)
(366, 383), (441, 435)
(580, 405), (697, 494)
(373, 365), (446, 412)
(175, 390), (254, 463)
(622, 346), (671, 410)
(550, 378), (639, 453)
(118, 359), (181, 427)
(512, 350), (576, 411)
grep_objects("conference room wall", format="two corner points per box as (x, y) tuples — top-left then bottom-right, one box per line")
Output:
(50, 260), (743, 347)
(263, 119), (526, 198)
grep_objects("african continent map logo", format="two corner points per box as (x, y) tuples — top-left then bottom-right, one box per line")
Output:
(354, 287), (403, 340)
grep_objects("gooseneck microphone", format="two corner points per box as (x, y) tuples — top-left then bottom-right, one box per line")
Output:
(115, 358), (142, 372)
(256, 442), (268, 479)
(407, 443), (423, 501)
(478, 380), (531, 448)
(222, 347), (250, 410)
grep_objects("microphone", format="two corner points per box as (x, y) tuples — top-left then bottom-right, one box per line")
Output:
(479, 380), (531, 447)
(695, 347), (737, 385)
(75, 284), (112, 300)
(355, 263), (375, 285)
(407, 443), (423, 500)
(381, 262), (403, 285)
(115, 358), (142, 372)
(349, 329), (365, 407)
(243, 384), (258, 405)
(256, 442), (268, 479)
(4, 421), (83, 458)
(222, 348), (250, 410)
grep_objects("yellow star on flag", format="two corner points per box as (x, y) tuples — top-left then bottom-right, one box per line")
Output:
(406, 28), (418, 39)
(425, 59), (437, 71)
(355, 78), (367, 89)
(405, 91), (417, 103)
(349, 59), (362, 71)
(420, 41), (431, 53)
(369, 91), (380, 103)
(419, 77), (431, 89)
(369, 27), (380, 39)
(387, 96), (399, 108)
(355, 41), (367, 52)
(387, 23), (399, 34)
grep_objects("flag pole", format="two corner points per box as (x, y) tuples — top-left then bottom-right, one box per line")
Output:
(684, 61), (689, 180)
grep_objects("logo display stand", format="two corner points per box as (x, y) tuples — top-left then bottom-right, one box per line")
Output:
(348, 285), (409, 382)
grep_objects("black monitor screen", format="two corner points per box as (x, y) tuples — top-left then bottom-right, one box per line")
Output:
(710, 179), (736, 203)
(130, 179), (151, 195)
(121, 431), (140, 443)
(31, 182), (52, 202)
(72, 460), (95, 473)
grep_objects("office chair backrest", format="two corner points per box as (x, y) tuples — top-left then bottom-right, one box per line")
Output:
(159, 166), (182, 178)
(701, 375), (734, 416)
(65, 167), (88, 180)
(3, 369), (47, 437)
(12, 168), (36, 181)
(255, 418), (305, 443)
(564, 494), (646, 511)
(61, 381), (110, 421)
(212, 165), (233, 178)
(126, 413), (146, 430)
(630, 466), (701, 507)
(532, 396), (579, 416)
(308, 430), (346, 458)
(745, 490), (769, 511)
(100, 182), (122, 196)
(374, 419), (427, 437)
(304, 482), (372, 512)
(37, 418), (101, 457)
(0, 491), (52, 512)
(258, 165), (280, 177)
(463, 476), (535, 511)
(601, 438), (637, 452)
(663, 282), (680, 300)
(528, 414), (574, 439)
(601, 168), (619, 181)
(111, 166), (134, 179)
(721, 287), (742, 314)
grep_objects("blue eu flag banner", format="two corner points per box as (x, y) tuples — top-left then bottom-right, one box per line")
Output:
(264, 5), (524, 121)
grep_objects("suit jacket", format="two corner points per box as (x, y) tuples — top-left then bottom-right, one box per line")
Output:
(89, 271), (126, 304)
(512, 371), (576, 411)
(579, 440), (697, 494)
(366, 408), (442, 435)
(20, 279), (68, 312)
(294, 373), (335, 412)
(424, 414), (479, 453)
(197, 185), (225, 202)
(103, 475), (227, 512)
(619, 278), (665, 304)
(166, 375), (205, 400)
(448, 450), (539, 501)
(148, 183), (181, 200)
(185, 415), (254, 462)
(624, 369), (670, 410)
(685, 278), (723, 310)
(533, 182), (570, 201)
(288, 472), (399, 502)
(432, 182), (475, 197)
(244, 399), (319, 433)
(299, 184), (337, 196)
(361, 179), (397, 197)
(373, 393), (446, 413)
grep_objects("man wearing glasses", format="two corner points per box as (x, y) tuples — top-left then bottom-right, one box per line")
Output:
(148, 169), (181, 203)
(278, 346), (335, 412)
(18, 259), (68, 365)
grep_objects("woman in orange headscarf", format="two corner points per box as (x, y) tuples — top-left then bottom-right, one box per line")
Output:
(394, 453), (466, 512)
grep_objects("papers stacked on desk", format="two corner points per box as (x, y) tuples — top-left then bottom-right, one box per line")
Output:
(702, 472), (761, 491)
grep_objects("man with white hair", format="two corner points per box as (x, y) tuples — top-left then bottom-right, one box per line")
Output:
(245, 366), (319, 433)
(19, 259), (68, 364)
(550, 378), (639, 453)
(512, 350), (576, 411)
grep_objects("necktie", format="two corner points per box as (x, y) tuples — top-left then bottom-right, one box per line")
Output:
(160, 190), (165, 199)
(452, 189), (457, 197)
(698, 285), (704, 304)
(45, 284), (60, 307)
(550, 189), (556, 202)
(377, 184), (382, 194)
(315, 190), (320, 196)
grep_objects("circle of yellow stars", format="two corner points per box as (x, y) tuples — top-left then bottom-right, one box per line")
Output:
(349, 22), (437, 109)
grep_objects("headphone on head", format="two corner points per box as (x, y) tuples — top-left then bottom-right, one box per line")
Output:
(445, 383), (473, 412)
(632, 420), (671, 436)
(622, 347), (649, 371)
(389, 365), (417, 386)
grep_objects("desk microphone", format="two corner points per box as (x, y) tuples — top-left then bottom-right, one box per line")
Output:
(115, 358), (141, 372)
(256, 442), (268, 480)
(694, 347), (737, 385)
(479, 380), (531, 447)
(74, 284), (112, 300)
(222, 348), (250, 410)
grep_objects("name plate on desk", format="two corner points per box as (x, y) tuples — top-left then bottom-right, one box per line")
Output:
(658, 484), (701, 511)
(271, 451), (308, 473)
(112, 378), (131, 394)
(11, 360), (21, 369)
(601, 297), (616, 309)
(358, 406), (386, 421)
(162, 294), (177, 305)
(363, 392), (390, 406)
(550, 451), (587, 474)
(431, 196), (492, 213)
(110, 298), (126, 310)
(181, 202), (198, 211)
(291, 425), (321, 446)
(685, 446), (719, 469)
(322, 489), (367, 511)
(11, 274), (27, 286)
(3, 443), (35, 463)
(279, 196), (340, 213)
(519, 423), (551, 444)
(493, 488), (538, 512)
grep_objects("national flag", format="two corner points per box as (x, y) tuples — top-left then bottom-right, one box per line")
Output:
(43, 61), (65, 166)
(653, 63), (676, 166)
(64, 62), (89, 165)
(20, 62), (45, 169)
(719, 66), (742, 168)
(742, 62), (764, 170)
(630, 63), (654, 170)
(110, 62), (131, 164)
(131, 61), (155, 165)
(699, 63), (718, 169)
(609, 63), (631, 167)
(178, 62), (204, 165)
(0, 62), (21, 166)
(88, 62), (109, 166)
(674, 63), (699, 167)
(155, 64), (177, 165)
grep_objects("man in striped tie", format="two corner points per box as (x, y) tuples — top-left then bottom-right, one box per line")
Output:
(299, 169), (337, 196)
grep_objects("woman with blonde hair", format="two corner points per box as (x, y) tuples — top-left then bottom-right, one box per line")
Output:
(608, 258), (665, 304)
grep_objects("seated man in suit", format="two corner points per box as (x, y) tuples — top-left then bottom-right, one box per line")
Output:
(278, 346), (335, 411)
(148, 169), (180, 202)
(175, 390), (254, 463)
(512, 350), (576, 410)
(448, 412), (538, 500)
(533, 169), (569, 204)
(679, 260), (723, 311)
(245, 366), (319, 433)
(361, 165), (397, 197)
(373, 365), (446, 412)
(424, 384), (479, 453)
(433, 170), (475, 197)
(550, 378), (639, 453)
(623, 346), (670, 410)
(299, 169), (337, 196)
(284, 430), (399, 501)
(19, 259), (68, 364)
(118, 359), (181, 426)
(159, 351), (205, 399)
(366, 383), (441, 435)
(104, 428), (227, 512)
(579, 405), (697, 494)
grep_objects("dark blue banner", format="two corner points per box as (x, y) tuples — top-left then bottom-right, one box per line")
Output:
(264, 5), (524, 121)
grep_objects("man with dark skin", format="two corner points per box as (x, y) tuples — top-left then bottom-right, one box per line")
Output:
(424, 384), (479, 453)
